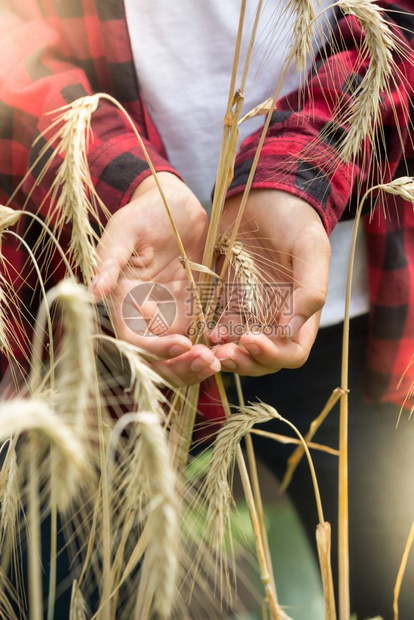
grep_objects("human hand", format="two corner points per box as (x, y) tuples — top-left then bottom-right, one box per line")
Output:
(92, 172), (220, 386)
(211, 189), (331, 375)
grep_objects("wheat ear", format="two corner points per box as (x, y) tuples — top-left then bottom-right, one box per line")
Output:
(46, 95), (101, 283)
(97, 335), (167, 416)
(0, 440), (21, 559)
(110, 412), (179, 620)
(215, 233), (264, 322)
(31, 280), (96, 425)
(204, 403), (281, 554)
(0, 206), (21, 354)
(69, 580), (88, 620)
(377, 176), (414, 203)
(337, 0), (396, 161)
(0, 398), (91, 511)
(289, 0), (317, 72)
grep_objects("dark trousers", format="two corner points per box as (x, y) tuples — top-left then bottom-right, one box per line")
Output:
(238, 315), (414, 620)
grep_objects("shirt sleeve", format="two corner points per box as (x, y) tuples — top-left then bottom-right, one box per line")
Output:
(0, 1), (178, 224)
(229, 0), (414, 235)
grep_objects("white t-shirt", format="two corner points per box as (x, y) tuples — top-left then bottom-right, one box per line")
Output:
(124, 0), (369, 327)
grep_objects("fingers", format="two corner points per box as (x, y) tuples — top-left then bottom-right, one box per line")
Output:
(214, 314), (320, 376)
(151, 344), (221, 387)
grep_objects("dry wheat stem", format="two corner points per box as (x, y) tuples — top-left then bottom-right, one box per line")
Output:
(338, 177), (414, 617)
(201, 0), (262, 278)
(234, 374), (277, 596)
(28, 436), (42, 620)
(280, 387), (344, 493)
(338, 183), (381, 619)
(250, 428), (340, 455)
(316, 522), (337, 620)
(97, 94), (205, 335)
(393, 521), (414, 620)
(0, 285), (9, 354)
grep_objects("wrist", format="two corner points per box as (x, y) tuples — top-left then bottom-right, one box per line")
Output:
(131, 171), (183, 200)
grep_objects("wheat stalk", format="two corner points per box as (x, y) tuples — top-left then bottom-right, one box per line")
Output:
(337, 0), (396, 161)
(393, 521), (414, 620)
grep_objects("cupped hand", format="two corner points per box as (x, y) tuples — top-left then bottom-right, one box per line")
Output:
(211, 189), (331, 376)
(92, 172), (220, 386)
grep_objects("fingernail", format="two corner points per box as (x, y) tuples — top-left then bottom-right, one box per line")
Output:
(197, 359), (221, 379)
(220, 358), (237, 370)
(191, 356), (211, 372)
(287, 315), (306, 338)
(169, 342), (191, 357)
(244, 342), (260, 356)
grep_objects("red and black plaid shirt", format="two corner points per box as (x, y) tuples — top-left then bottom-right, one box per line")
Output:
(0, 0), (413, 406)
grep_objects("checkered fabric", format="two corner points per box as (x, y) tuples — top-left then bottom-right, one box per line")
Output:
(0, 0), (413, 405)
